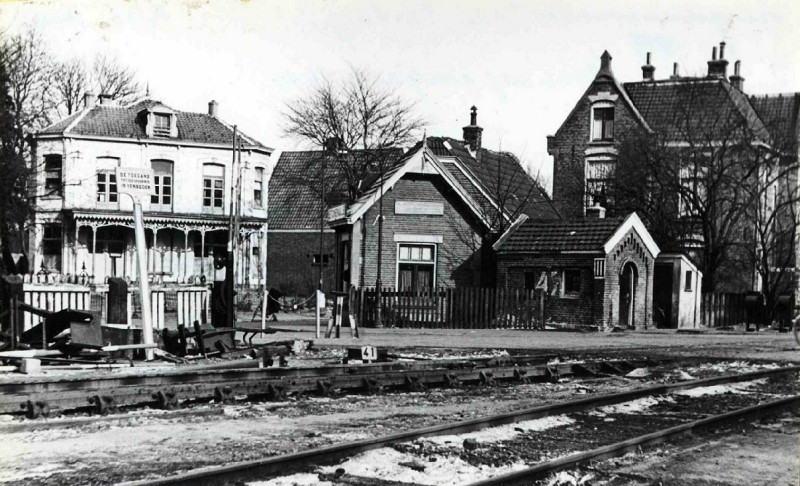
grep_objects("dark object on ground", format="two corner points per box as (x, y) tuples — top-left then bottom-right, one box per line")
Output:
(267, 288), (282, 315)
(19, 306), (94, 349)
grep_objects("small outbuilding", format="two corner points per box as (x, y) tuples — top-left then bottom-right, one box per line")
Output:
(653, 253), (703, 329)
(493, 212), (660, 330)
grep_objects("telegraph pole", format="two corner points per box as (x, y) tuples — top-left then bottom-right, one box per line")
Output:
(225, 127), (238, 328)
(375, 154), (384, 328)
(316, 149), (327, 338)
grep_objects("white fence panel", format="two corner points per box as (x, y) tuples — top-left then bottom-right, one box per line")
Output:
(22, 284), (91, 331)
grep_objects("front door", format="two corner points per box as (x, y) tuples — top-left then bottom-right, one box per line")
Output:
(653, 263), (674, 328)
(619, 263), (637, 328)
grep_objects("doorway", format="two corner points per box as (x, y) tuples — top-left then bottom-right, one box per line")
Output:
(619, 262), (638, 328)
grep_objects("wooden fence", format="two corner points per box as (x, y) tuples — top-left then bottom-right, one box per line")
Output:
(23, 284), (91, 331)
(351, 287), (542, 329)
(701, 292), (753, 328)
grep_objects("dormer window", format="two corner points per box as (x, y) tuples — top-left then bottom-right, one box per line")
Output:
(153, 114), (171, 137)
(592, 107), (614, 141)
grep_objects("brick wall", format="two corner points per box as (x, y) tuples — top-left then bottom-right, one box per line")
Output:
(497, 227), (656, 330)
(549, 77), (644, 218)
(359, 174), (483, 289)
(497, 254), (603, 328)
(267, 231), (336, 296)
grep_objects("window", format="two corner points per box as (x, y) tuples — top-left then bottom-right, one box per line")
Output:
(562, 269), (581, 297)
(97, 171), (118, 204)
(586, 158), (615, 209)
(153, 114), (171, 137)
(254, 167), (264, 206)
(151, 160), (173, 211)
(592, 107), (614, 141)
(203, 164), (225, 213)
(679, 163), (707, 217)
(398, 244), (436, 291)
(311, 254), (330, 266)
(41, 224), (62, 272)
(44, 155), (62, 196)
(684, 270), (693, 292)
(525, 269), (547, 290)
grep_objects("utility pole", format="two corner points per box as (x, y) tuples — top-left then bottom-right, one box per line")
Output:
(225, 127), (238, 329)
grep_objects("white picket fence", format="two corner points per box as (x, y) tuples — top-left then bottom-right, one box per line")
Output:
(21, 284), (210, 332)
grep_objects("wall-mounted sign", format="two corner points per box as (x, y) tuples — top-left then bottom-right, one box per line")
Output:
(395, 200), (444, 216)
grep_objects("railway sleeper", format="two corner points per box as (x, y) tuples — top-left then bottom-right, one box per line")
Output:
(20, 399), (50, 419)
(87, 395), (118, 415)
(214, 386), (235, 404)
(152, 390), (180, 410)
(360, 377), (382, 395)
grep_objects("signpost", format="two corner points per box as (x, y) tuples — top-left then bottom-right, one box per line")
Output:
(116, 167), (156, 361)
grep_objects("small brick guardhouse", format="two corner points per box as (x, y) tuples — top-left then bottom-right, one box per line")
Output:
(493, 211), (660, 330)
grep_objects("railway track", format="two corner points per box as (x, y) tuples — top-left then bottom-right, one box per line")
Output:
(117, 365), (800, 486)
(1, 355), (651, 417)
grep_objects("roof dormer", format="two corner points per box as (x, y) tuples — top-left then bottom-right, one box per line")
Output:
(140, 102), (178, 139)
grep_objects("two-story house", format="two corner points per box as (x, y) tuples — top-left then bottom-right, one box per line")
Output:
(548, 44), (794, 300)
(31, 95), (272, 286)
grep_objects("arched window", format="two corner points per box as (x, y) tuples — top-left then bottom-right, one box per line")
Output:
(203, 163), (225, 213)
(151, 160), (174, 211)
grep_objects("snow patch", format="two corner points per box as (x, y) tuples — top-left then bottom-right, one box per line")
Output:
(319, 447), (526, 485)
(674, 379), (766, 397)
(591, 396), (674, 416)
(426, 415), (575, 445)
(249, 472), (332, 486)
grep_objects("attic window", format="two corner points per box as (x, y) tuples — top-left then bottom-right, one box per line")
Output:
(153, 114), (171, 137)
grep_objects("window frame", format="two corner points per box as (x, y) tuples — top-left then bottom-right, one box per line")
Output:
(96, 170), (119, 206)
(585, 156), (616, 210)
(43, 154), (63, 197)
(684, 270), (693, 292)
(591, 106), (615, 142)
(396, 243), (437, 291)
(254, 167), (264, 207)
(202, 163), (225, 214)
(153, 113), (171, 137)
(150, 160), (174, 211)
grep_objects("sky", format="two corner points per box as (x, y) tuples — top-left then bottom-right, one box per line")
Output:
(1, 0), (799, 191)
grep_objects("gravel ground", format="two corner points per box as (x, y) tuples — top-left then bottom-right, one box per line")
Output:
(0, 326), (798, 485)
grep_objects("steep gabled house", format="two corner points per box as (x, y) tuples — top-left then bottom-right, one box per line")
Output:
(31, 95), (272, 285)
(548, 43), (793, 298)
(326, 108), (559, 291)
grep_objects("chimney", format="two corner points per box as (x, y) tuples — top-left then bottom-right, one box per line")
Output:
(641, 52), (655, 81)
(323, 136), (344, 152)
(462, 106), (483, 153)
(586, 202), (606, 219)
(98, 93), (113, 105)
(707, 41), (729, 78)
(208, 100), (219, 118)
(670, 62), (680, 80)
(729, 60), (744, 91)
(84, 92), (97, 109)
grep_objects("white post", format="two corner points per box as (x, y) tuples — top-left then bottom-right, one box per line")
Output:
(133, 202), (155, 361)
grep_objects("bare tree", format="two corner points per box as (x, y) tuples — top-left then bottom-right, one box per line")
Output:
(53, 58), (87, 117)
(283, 68), (424, 202)
(90, 54), (142, 104)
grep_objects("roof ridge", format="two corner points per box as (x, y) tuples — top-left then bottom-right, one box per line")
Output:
(749, 92), (800, 99)
(63, 106), (94, 133)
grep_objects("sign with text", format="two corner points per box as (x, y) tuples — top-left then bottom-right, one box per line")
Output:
(115, 167), (154, 200)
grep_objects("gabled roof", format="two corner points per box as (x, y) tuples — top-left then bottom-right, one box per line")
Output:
(268, 148), (405, 230)
(37, 98), (269, 150)
(623, 78), (771, 142)
(495, 212), (660, 257)
(748, 93), (800, 150)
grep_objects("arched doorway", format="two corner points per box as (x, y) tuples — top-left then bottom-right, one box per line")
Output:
(619, 262), (638, 328)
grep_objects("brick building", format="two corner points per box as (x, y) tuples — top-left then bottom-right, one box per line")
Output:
(494, 212), (660, 330)
(326, 108), (558, 291)
(547, 44), (797, 296)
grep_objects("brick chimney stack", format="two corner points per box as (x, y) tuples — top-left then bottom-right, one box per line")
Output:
(641, 52), (655, 81)
(670, 62), (681, 80)
(462, 106), (483, 153)
(84, 93), (97, 109)
(208, 100), (219, 118)
(707, 41), (729, 78)
(729, 60), (745, 91)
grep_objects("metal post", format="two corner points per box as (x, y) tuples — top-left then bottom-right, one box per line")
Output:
(375, 155), (384, 328)
(225, 128), (238, 329)
(317, 152), (326, 338)
(133, 202), (155, 361)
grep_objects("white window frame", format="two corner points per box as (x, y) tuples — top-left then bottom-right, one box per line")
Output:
(202, 163), (225, 214)
(590, 101), (615, 142)
(254, 167), (264, 207)
(153, 113), (171, 137)
(585, 156), (616, 210)
(43, 154), (63, 197)
(395, 242), (437, 291)
(151, 160), (174, 212)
